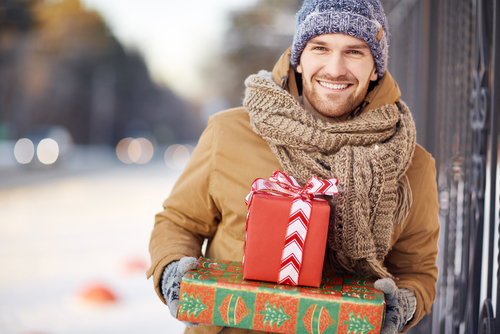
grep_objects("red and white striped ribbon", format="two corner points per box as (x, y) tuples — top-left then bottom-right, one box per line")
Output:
(245, 171), (338, 286)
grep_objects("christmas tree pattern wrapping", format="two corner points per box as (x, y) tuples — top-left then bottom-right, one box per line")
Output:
(177, 257), (385, 334)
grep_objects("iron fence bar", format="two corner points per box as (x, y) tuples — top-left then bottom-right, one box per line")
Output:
(466, 211), (485, 333)
(443, 0), (457, 329)
(492, 0), (500, 332)
(488, 0), (500, 304)
(458, 0), (477, 331)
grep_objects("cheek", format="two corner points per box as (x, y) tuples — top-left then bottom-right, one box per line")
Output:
(354, 65), (376, 84)
(297, 54), (321, 78)
(300, 64), (319, 82)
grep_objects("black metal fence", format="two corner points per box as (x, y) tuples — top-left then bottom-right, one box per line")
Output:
(381, 0), (500, 333)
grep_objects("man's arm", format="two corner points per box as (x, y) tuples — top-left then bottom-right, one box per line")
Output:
(147, 117), (221, 303)
(385, 148), (440, 332)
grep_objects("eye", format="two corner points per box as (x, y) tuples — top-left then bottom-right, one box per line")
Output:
(313, 46), (326, 51)
(348, 50), (362, 55)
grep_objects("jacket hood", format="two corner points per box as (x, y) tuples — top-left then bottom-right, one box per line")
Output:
(271, 46), (401, 112)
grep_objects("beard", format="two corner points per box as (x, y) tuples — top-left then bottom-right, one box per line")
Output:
(302, 74), (371, 118)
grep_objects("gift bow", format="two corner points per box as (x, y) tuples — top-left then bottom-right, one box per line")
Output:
(245, 171), (338, 286)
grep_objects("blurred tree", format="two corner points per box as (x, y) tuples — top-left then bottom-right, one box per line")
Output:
(0, 0), (34, 32)
(204, 0), (302, 108)
(0, 0), (202, 146)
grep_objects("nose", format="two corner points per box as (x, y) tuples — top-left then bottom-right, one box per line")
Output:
(323, 52), (348, 78)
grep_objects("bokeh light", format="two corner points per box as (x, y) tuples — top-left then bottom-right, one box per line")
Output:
(14, 138), (35, 164)
(128, 139), (142, 163)
(37, 138), (59, 165)
(116, 137), (154, 164)
(133, 138), (154, 164)
(116, 138), (134, 164)
(164, 144), (193, 170)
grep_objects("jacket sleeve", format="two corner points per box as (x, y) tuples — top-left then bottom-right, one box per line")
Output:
(384, 153), (440, 332)
(147, 116), (221, 303)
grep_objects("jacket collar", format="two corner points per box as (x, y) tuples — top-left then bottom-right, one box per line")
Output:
(270, 46), (402, 114)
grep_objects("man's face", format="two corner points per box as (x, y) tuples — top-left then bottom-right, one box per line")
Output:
(297, 33), (378, 118)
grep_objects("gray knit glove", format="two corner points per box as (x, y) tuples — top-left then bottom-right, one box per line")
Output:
(161, 257), (199, 327)
(374, 278), (416, 334)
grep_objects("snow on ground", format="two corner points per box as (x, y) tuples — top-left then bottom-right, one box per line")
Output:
(0, 161), (187, 334)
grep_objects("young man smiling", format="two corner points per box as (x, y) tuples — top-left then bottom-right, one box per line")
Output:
(148, 1), (440, 333)
(297, 34), (378, 119)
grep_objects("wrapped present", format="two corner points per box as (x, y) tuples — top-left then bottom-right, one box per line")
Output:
(177, 257), (385, 334)
(243, 171), (338, 287)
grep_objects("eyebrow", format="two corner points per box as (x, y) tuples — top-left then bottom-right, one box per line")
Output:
(346, 44), (370, 50)
(308, 39), (370, 50)
(308, 40), (328, 46)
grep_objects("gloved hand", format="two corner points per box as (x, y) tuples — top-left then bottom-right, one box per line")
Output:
(161, 257), (199, 327)
(374, 278), (416, 334)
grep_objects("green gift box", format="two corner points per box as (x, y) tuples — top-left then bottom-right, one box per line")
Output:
(177, 257), (385, 334)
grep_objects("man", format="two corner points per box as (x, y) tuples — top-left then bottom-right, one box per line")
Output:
(147, 0), (440, 333)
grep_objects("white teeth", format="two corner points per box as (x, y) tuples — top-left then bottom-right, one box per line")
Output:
(319, 82), (348, 90)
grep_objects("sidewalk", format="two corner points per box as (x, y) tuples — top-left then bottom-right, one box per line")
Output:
(0, 160), (186, 333)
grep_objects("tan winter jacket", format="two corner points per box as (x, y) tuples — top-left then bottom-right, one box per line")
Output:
(147, 48), (440, 334)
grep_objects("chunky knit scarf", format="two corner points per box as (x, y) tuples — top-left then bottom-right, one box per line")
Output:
(244, 70), (416, 278)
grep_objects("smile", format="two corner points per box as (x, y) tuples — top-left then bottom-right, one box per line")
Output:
(318, 81), (350, 90)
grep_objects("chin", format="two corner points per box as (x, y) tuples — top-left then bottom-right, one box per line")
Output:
(313, 100), (355, 118)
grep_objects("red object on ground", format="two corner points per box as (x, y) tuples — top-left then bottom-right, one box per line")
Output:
(79, 283), (118, 303)
(123, 258), (149, 275)
(243, 193), (330, 288)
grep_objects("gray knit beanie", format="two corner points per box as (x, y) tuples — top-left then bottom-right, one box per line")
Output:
(290, 0), (389, 79)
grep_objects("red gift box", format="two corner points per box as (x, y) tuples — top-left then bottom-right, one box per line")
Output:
(243, 171), (337, 288)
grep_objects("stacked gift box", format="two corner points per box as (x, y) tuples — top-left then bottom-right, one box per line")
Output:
(177, 172), (385, 333)
(178, 257), (385, 334)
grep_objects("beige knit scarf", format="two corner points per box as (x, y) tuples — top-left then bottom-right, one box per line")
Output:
(244, 70), (416, 278)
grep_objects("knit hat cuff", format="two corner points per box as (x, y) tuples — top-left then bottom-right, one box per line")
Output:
(290, 11), (387, 79)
